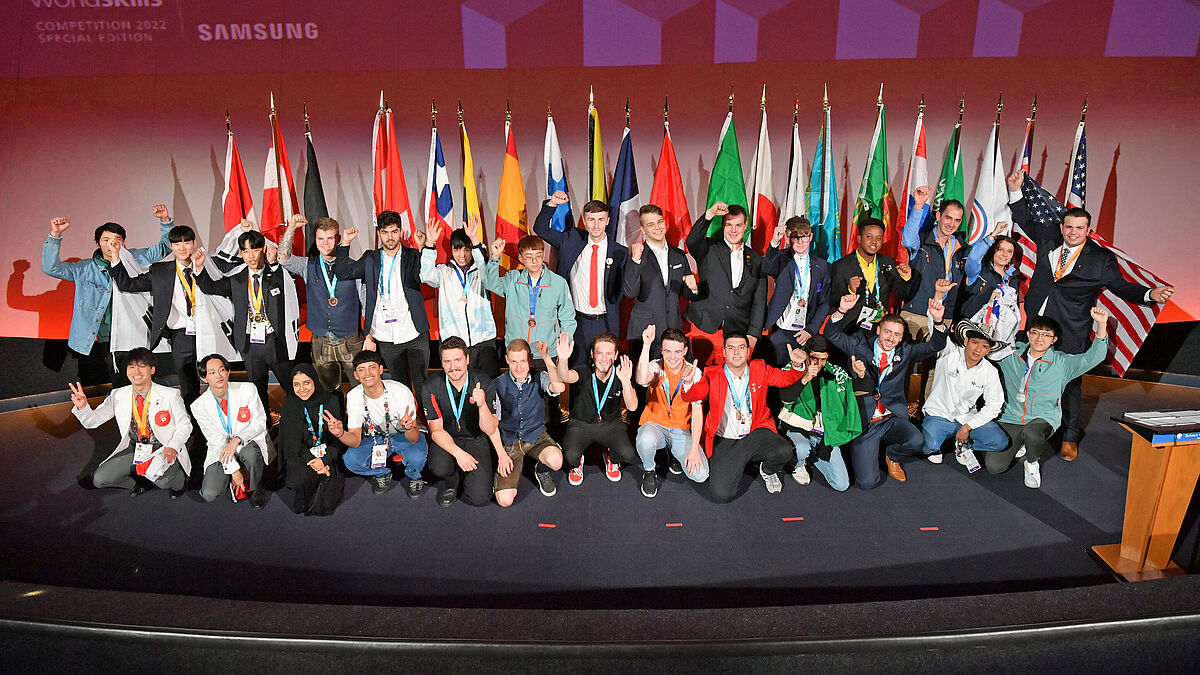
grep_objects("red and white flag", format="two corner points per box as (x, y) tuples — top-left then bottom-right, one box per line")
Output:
(261, 128), (299, 246)
(424, 125), (456, 263)
(749, 98), (778, 254)
(222, 130), (256, 232)
(372, 101), (415, 246)
(895, 108), (928, 265)
(778, 111), (805, 244)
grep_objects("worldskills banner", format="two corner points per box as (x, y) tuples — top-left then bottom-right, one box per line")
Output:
(3, 0), (1197, 342)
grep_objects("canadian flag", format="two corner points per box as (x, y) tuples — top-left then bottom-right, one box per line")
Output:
(372, 100), (415, 246)
(261, 127), (299, 249)
(222, 130), (256, 232)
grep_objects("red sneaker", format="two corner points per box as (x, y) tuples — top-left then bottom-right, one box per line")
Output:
(568, 458), (584, 486)
(603, 451), (621, 482)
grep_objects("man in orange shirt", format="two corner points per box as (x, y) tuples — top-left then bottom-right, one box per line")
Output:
(634, 325), (707, 498)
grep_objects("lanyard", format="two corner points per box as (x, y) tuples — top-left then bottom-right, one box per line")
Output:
(1021, 355), (1036, 395)
(304, 405), (324, 443)
(320, 259), (338, 300)
(942, 237), (958, 280)
(175, 264), (196, 315)
(381, 251), (399, 295)
(1053, 245), (1084, 281)
(212, 391), (232, 438)
(452, 263), (472, 299)
(248, 273), (264, 316)
(723, 366), (751, 420)
(527, 273), (543, 320)
(364, 394), (392, 439)
(591, 372), (616, 418)
(132, 387), (151, 441)
(446, 376), (469, 426)
(792, 257), (809, 305)
(856, 252), (878, 300)
(661, 367), (685, 411)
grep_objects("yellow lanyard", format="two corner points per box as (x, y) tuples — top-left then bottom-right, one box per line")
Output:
(942, 237), (958, 280)
(1053, 245), (1083, 281)
(133, 388), (151, 440)
(248, 272), (264, 317)
(175, 264), (196, 315)
(856, 251), (878, 294)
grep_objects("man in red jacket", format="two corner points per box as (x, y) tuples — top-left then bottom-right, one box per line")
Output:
(683, 332), (806, 502)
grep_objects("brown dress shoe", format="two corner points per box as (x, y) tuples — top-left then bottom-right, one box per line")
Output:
(886, 457), (907, 482)
(1060, 441), (1079, 461)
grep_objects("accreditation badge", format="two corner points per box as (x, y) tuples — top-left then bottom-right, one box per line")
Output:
(371, 443), (388, 468)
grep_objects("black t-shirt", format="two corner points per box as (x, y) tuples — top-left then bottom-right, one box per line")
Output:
(422, 369), (492, 438)
(568, 366), (625, 424)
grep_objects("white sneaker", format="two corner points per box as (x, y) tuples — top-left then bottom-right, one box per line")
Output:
(926, 452), (944, 464)
(791, 464), (811, 485)
(1023, 460), (1041, 489)
(1015, 445), (1027, 459)
(759, 462), (783, 494)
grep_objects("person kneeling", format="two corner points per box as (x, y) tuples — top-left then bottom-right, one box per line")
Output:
(682, 332), (805, 502)
(490, 339), (566, 506)
(778, 336), (866, 492)
(633, 325), (708, 498)
(327, 351), (429, 498)
(279, 364), (346, 516)
(422, 337), (506, 507)
(68, 348), (192, 498)
(191, 354), (273, 508)
(920, 321), (1010, 471)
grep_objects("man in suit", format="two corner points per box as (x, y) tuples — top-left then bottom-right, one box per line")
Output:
(109, 223), (203, 404)
(533, 191), (628, 366)
(1010, 171), (1174, 460)
(684, 202), (767, 366)
(342, 210), (431, 408)
(68, 348), (193, 497)
(623, 204), (698, 358)
(681, 332), (805, 502)
(191, 353), (273, 507)
(763, 216), (832, 366)
(193, 230), (293, 414)
(823, 291), (948, 489)
(830, 219), (914, 333)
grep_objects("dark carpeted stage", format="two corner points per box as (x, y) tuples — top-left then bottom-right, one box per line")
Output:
(2, 374), (1199, 669)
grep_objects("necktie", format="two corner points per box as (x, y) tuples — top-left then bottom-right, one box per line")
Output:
(1058, 245), (1070, 269)
(589, 244), (600, 307)
(875, 352), (889, 417)
(135, 393), (148, 440)
(252, 273), (261, 298)
(183, 268), (194, 314)
(220, 397), (228, 417)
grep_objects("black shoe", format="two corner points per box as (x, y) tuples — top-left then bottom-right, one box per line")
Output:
(640, 470), (659, 498)
(371, 474), (392, 495)
(436, 486), (457, 507)
(129, 484), (147, 497)
(667, 456), (683, 476)
(534, 468), (557, 497)
(169, 488), (185, 500)
(404, 477), (427, 499)
(250, 489), (268, 510)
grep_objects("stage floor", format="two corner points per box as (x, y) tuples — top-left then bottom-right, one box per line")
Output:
(2, 375), (1197, 610)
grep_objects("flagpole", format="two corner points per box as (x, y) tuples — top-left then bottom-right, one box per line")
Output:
(728, 86), (734, 113)
(269, 92), (286, 237)
(820, 83), (829, 226)
(1080, 93), (1088, 123)
(303, 103), (311, 135)
(625, 97), (630, 128)
(431, 99), (437, 129)
(225, 109), (232, 135)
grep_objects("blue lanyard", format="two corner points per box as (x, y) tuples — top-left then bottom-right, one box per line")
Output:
(591, 372), (616, 418)
(452, 263), (472, 299)
(661, 368), (684, 408)
(723, 365), (751, 419)
(446, 376), (469, 426)
(212, 391), (232, 437)
(792, 257), (809, 306)
(381, 251), (399, 295)
(527, 273), (542, 320)
(321, 259), (337, 299)
(304, 405), (324, 443)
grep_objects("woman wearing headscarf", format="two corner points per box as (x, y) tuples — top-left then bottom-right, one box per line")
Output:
(280, 363), (345, 515)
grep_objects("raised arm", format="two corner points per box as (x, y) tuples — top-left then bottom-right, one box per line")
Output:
(42, 218), (83, 281)
(901, 185), (931, 257)
(531, 192), (571, 249)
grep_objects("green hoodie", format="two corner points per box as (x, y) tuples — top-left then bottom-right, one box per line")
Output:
(779, 363), (863, 449)
(997, 337), (1108, 430)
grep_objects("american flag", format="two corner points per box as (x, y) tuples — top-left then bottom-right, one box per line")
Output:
(1015, 174), (1167, 376)
(1065, 121), (1087, 208)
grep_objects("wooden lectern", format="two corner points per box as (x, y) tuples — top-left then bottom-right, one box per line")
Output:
(1092, 413), (1200, 581)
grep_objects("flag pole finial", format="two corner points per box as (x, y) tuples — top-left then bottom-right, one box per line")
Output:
(457, 99), (464, 125)
(1081, 94), (1088, 122)
(760, 84), (766, 112)
(589, 86), (594, 106)
(664, 96), (669, 124)
(625, 97), (630, 126)
(225, 109), (231, 134)
(793, 96), (799, 124)
(876, 82), (884, 108)
(958, 93), (965, 123)
(506, 99), (511, 123)
(269, 91), (276, 115)
(431, 99), (437, 128)
(823, 83), (829, 112)
(919, 93), (925, 114)
(378, 90), (385, 111)
(546, 99), (551, 118)
(303, 103), (310, 133)
(1030, 93), (1038, 121)
(996, 93), (1003, 123)
(728, 86), (734, 112)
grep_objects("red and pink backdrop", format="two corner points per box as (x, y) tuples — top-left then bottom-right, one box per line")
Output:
(3, 0), (1197, 342)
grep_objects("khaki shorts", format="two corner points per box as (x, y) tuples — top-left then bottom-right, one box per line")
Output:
(495, 431), (560, 492)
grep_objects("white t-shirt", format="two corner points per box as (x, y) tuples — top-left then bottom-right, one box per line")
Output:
(346, 380), (417, 437)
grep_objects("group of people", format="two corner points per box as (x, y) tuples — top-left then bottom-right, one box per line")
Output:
(51, 168), (1175, 512)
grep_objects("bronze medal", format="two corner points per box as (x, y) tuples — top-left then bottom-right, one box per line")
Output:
(328, 297), (339, 307)
(528, 318), (537, 328)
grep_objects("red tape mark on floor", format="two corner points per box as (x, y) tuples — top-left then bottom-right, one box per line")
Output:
(781, 516), (805, 522)
(665, 522), (683, 527)
(538, 523), (556, 529)
(920, 526), (939, 531)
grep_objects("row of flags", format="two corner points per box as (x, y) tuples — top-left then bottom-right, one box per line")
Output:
(218, 90), (1165, 377)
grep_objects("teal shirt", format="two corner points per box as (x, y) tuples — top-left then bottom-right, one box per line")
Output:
(997, 337), (1108, 430)
(484, 260), (577, 358)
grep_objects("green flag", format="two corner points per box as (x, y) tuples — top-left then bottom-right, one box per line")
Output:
(705, 112), (747, 237)
(935, 119), (964, 229)
(852, 103), (898, 241)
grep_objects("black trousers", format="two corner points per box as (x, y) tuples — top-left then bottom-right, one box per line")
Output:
(76, 340), (129, 388)
(707, 428), (793, 503)
(244, 337), (292, 414)
(378, 334), (429, 403)
(426, 434), (495, 506)
(468, 340), (501, 379)
(165, 329), (200, 405)
(561, 418), (636, 468)
(285, 460), (344, 516)
(572, 312), (613, 367)
(1061, 376), (1083, 443)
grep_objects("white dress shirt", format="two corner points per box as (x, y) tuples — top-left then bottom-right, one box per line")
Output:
(371, 250), (418, 344)
(715, 366), (752, 440)
(166, 261), (195, 330)
(777, 252), (811, 330)
(569, 236), (608, 314)
(642, 240), (670, 287)
(728, 241), (744, 287)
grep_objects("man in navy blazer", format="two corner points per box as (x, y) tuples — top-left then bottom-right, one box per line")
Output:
(762, 216), (831, 366)
(621, 204), (697, 357)
(342, 210), (431, 406)
(533, 190), (628, 366)
(824, 291), (948, 489)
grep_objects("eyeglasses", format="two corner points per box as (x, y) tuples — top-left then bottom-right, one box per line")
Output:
(1028, 330), (1056, 338)
(788, 233), (813, 241)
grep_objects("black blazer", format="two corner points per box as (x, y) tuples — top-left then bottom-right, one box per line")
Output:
(344, 247), (428, 336)
(762, 247), (832, 334)
(684, 216), (767, 336)
(110, 259), (186, 350)
(830, 250), (912, 323)
(620, 242), (694, 340)
(532, 200), (628, 322)
(1012, 198), (1151, 353)
(824, 312), (947, 421)
(195, 263), (289, 354)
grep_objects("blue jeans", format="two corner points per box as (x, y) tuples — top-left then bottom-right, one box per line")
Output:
(635, 422), (708, 483)
(786, 431), (850, 492)
(921, 416), (1010, 454)
(344, 432), (429, 479)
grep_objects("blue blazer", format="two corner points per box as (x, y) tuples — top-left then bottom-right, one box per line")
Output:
(345, 248), (428, 336)
(532, 200), (628, 324)
(762, 247), (832, 334)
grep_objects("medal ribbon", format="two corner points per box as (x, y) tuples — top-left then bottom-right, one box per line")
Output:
(176, 264), (196, 316)
(723, 365), (751, 422)
(133, 389), (151, 441)
(591, 372), (616, 420)
(212, 391), (233, 438)
(304, 405), (325, 444)
(527, 272), (542, 324)
(1053, 244), (1084, 281)
(321, 260), (338, 300)
(446, 376), (470, 425)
